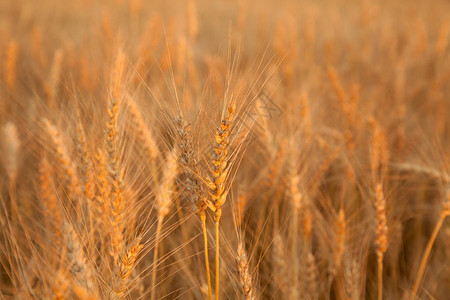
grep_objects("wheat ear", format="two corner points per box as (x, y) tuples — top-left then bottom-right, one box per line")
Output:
(2, 122), (19, 184)
(330, 208), (346, 278)
(306, 251), (318, 300)
(43, 119), (81, 202)
(237, 241), (254, 300)
(106, 95), (126, 263)
(370, 120), (389, 300)
(375, 184), (387, 300)
(2, 122), (20, 218)
(5, 40), (18, 90)
(150, 148), (178, 300)
(106, 50), (127, 263)
(75, 123), (96, 240)
(113, 238), (144, 299)
(46, 49), (63, 105)
(288, 162), (302, 300)
(63, 222), (95, 293)
(272, 231), (288, 294)
(206, 101), (236, 300)
(174, 115), (212, 299)
(39, 155), (63, 229)
(126, 96), (159, 160)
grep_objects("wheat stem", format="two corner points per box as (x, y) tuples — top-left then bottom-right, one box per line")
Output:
(215, 210), (221, 300)
(377, 255), (383, 300)
(410, 210), (448, 299)
(150, 217), (163, 300)
(201, 210), (212, 300)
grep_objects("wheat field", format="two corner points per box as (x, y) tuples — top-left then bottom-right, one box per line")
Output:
(0, 0), (449, 299)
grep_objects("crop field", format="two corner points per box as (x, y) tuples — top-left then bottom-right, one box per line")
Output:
(0, 0), (449, 299)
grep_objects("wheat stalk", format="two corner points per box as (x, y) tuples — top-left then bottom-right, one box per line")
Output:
(150, 147), (178, 300)
(174, 115), (212, 299)
(206, 101), (236, 300)
(410, 190), (450, 299)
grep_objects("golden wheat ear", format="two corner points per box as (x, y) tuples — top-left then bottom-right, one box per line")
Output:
(43, 118), (81, 205)
(205, 101), (237, 300)
(4, 40), (18, 91)
(150, 147), (179, 300)
(113, 238), (144, 300)
(236, 240), (255, 300)
(104, 49), (128, 266)
(173, 115), (212, 298)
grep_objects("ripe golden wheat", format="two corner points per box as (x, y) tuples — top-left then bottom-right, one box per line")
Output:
(0, 0), (449, 299)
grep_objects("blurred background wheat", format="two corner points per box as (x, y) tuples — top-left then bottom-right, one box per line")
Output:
(0, 0), (449, 299)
